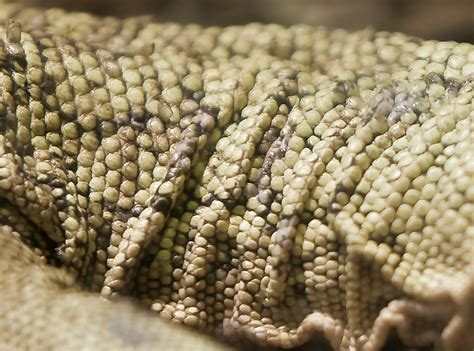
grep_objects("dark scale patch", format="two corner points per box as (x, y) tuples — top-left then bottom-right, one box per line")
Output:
(36, 172), (54, 184)
(20, 143), (35, 157)
(262, 223), (276, 236)
(58, 108), (77, 122)
(149, 195), (171, 214)
(55, 198), (69, 211)
(202, 193), (216, 206)
(64, 157), (78, 172)
(332, 80), (359, 104)
(13, 82), (29, 107)
(129, 107), (149, 131)
(76, 185), (90, 197)
(116, 209), (135, 222)
(164, 124), (200, 181)
(170, 203), (185, 218)
(192, 90), (205, 101)
(425, 71), (445, 86)
(103, 200), (117, 212)
(445, 77), (464, 97)
(202, 103), (220, 117)
(363, 85), (396, 123)
(131, 205), (144, 217)
(250, 123), (294, 215)
(258, 125), (282, 155)
(222, 198), (237, 208)
(0, 100), (6, 133)
(425, 71), (472, 100)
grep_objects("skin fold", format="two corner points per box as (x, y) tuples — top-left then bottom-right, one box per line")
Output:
(0, 4), (473, 350)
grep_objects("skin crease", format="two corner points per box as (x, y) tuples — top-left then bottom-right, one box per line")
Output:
(0, 4), (473, 351)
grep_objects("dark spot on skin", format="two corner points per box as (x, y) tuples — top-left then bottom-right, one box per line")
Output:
(103, 201), (116, 213)
(129, 107), (148, 131)
(50, 178), (66, 188)
(98, 223), (112, 237)
(49, 149), (63, 159)
(425, 72), (445, 85)
(76, 187), (89, 197)
(332, 80), (357, 104)
(202, 193), (216, 206)
(186, 241), (196, 252)
(256, 206), (270, 217)
(257, 189), (273, 205)
(37, 173), (54, 184)
(446, 78), (462, 97)
(223, 198), (237, 208)
(130, 119), (145, 131)
(258, 127), (281, 154)
(58, 109), (76, 123)
(150, 195), (171, 213)
(116, 209), (134, 222)
(202, 104), (219, 117)
(334, 181), (355, 198)
(175, 157), (191, 173)
(96, 236), (108, 249)
(192, 91), (204, 101)
(262, 224), (275, 236)
(366, 86), (395, 122)
(170, 205), (184, 218)
(172, 255), (183, 266)
(21, 144), (35, 156)
(55, 199), (69, 210)
(131, 205), (143, 216)
(64, 158), (77, 172)
(14, 86), (29, 107)
(165, 168), (178, 180)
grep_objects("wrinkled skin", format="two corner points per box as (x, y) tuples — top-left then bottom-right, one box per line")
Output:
(0, 5), (473, 351)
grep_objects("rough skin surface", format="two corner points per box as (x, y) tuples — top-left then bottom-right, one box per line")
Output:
(0, 4), (473, 351)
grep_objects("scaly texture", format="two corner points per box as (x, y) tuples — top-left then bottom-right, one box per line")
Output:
(0, 5), (473, 351)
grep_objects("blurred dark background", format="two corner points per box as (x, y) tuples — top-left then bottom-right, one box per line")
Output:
(4, 0), (474, 42)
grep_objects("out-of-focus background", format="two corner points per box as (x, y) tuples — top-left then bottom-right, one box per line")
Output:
(4, 0), (474, 42)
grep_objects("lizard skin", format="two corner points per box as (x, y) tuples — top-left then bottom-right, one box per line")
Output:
(0, 4), (473, 351)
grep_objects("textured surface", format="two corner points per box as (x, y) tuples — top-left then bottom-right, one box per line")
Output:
(0, 4), (473, 351)
(5, 0), (474, 43)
